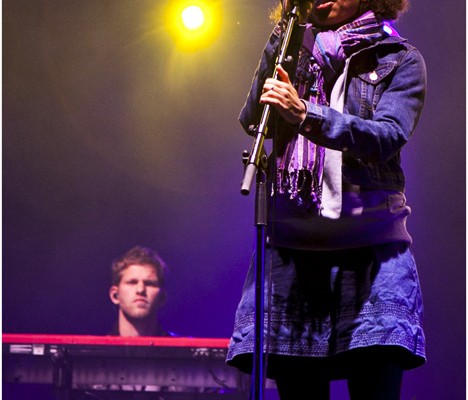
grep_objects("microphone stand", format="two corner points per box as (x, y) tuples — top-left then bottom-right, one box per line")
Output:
(240, 5), (300, 400)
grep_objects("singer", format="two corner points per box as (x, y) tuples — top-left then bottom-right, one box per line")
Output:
(226, 0), (426, 399)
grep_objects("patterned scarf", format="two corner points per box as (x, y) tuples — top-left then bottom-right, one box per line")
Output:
(275, 11), (385, 211)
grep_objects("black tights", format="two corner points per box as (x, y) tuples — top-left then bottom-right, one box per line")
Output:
(275, 363), (403, 400)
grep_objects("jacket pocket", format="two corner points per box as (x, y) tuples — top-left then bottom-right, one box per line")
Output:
(358, 61), (398, 85)
(355, 61), (398, 116)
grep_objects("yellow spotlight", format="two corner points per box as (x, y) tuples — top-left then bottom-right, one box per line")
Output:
(181, 5), (205, 30)
(164, 1), (222, 52)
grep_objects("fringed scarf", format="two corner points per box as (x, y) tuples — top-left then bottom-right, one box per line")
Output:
(276, 11), (385, 211)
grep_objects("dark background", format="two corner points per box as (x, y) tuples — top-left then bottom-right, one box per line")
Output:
(3, 0), (465, 399)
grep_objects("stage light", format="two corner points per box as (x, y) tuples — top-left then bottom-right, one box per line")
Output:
(181, 5), (205, 30)
(164, 1), (222, 52)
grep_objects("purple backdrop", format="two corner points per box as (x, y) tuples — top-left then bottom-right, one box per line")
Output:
(3, 0), (465, 399)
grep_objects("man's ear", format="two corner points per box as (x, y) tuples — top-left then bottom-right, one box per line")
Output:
(109, 286), (120, 305)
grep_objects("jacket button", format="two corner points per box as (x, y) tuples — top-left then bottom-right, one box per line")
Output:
(303, 124), (312, 133)
(343, 147), (349, 152)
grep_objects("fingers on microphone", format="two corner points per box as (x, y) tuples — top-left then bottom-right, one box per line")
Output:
(276, 64), (290, 82)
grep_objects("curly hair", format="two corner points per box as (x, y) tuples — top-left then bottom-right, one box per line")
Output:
(270, 0), (409, 22)
(111, 246), (168, 286)
(367, 0), (409, 20)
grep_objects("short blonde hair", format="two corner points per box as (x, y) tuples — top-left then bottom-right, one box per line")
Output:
(111, 246), (168, 286)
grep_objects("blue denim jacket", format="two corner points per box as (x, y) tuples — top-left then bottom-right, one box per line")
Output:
(239, 24), (427, 192)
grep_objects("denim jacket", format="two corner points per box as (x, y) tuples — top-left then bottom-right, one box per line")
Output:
(239, 23), (427, 192)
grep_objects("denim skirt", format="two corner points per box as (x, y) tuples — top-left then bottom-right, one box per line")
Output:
(226, 243), (426, 380)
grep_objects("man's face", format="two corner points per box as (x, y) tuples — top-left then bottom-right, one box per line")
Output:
(307, 0), (362, 27)
(110, 264), (162, 320)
